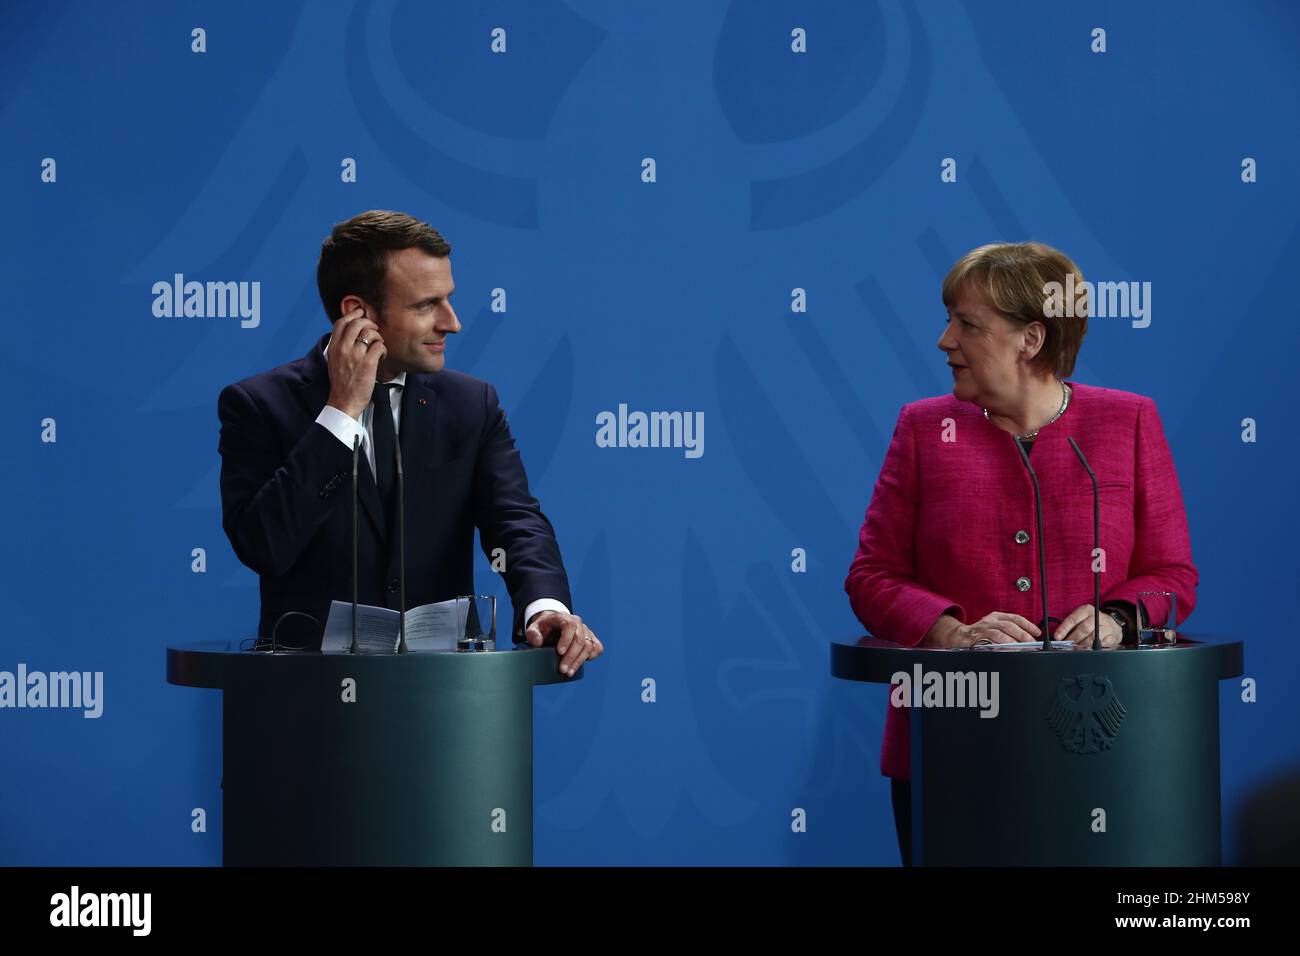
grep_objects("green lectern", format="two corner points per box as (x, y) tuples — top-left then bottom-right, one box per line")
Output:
(166, 641), (579, 866)
(830, 635), (1242, 866)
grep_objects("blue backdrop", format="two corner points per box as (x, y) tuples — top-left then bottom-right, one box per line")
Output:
(3, 0), (1297, 865)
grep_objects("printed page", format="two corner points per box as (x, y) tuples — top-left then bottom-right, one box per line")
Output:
(322, 600), (399, 652)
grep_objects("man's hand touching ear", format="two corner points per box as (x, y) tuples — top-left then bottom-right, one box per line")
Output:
(523, 611), (603, 676)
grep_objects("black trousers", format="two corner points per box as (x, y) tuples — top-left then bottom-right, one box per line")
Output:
(890, 778), (913, 867)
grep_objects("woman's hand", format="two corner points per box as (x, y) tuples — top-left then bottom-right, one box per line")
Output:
(956, 612), (1042, 646)
(926, 612), (1041, 647)
(1055, 604), (1124, 648)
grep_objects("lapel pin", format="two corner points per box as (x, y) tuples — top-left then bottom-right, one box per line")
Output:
(418, 398), (427, 406)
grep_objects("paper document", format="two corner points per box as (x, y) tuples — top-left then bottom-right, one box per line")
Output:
(322, 598), (472, 652)
(969, 640), (1077, 651)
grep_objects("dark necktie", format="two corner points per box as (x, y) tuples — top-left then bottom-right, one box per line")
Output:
(371, 382), (398, 518)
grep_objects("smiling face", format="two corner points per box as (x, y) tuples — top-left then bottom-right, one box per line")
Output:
(341, 247), (460, 376)
(937, 285), (1045, 405)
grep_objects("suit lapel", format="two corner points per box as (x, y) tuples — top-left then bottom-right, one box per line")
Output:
(294, 334), (387, 541)
(399, 372), (439, 478)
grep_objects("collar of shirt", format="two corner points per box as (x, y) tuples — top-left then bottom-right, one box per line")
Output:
(323, 334), (406, 390)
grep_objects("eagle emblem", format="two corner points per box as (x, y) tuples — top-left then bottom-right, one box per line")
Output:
(1046, 674), (1126, 754)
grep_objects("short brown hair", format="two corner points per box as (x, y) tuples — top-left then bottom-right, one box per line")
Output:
(316, 210), (451, 322)
(941, 241), (1088, 377)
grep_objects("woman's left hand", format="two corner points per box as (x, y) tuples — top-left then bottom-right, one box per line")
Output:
(1055, 604), (1123, 648)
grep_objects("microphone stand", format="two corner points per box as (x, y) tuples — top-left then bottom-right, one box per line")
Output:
(395, 437), (408, 654)
(350, 434), (361, 655)
(1068, 437), (1102, 650)
(1012, 437), (1052, 651)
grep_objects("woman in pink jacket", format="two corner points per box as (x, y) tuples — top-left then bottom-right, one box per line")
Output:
(844, 241), (1198, 866)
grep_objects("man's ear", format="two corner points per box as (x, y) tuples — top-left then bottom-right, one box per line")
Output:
(338, 294), (371, 321)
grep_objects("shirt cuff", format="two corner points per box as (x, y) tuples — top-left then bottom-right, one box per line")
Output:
(316, 405), (366, 451)
(524, 598), (570, 628)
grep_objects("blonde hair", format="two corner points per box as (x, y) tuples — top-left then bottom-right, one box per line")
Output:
(941, 241), (1088, 377)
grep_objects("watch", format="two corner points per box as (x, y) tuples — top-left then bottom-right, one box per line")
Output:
(1103, 608), (1129, 643)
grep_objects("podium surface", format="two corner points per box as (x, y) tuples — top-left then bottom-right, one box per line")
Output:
(167, 641), (579, 866)
(831, 635), (1243, 866)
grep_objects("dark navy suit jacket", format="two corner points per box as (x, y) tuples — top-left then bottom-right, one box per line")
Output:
(217, 332), (571, 647)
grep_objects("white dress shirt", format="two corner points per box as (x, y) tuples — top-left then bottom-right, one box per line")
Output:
(315, 335), (405, 478)
(313, 335), (569, 629)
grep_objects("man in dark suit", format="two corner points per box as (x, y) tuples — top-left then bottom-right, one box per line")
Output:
(217, 210), (602, 675)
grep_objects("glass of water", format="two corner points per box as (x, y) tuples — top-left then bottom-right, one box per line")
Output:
(456, 594), (496, 651)
(1136, 591), (1177, 646)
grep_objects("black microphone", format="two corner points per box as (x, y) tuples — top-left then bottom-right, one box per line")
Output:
(1067, 437), (1102, 651)
(1012, 437), (1052, 651)
(350, 433), (361, 655)
(394, 436), (408, 654)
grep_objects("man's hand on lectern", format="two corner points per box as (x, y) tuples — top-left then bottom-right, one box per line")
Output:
(523, 611), (604, 677)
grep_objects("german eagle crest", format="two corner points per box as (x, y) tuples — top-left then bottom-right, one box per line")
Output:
(1046, 674), (1126, 754)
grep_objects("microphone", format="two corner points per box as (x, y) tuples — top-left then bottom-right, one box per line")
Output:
(394, 436), (408, 654)
(1067, 436), (1102, 651)
(350, 433), (361, 655)
(1012, 437), (1052, 651)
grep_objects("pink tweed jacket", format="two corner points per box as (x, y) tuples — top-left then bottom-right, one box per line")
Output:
(844, 380), (1198, 780)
